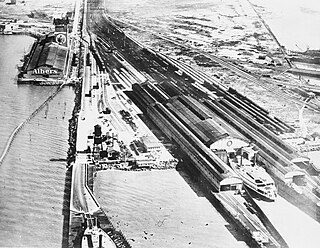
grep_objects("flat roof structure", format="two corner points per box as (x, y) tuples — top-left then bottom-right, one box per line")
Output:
(141, 135), (162, 151)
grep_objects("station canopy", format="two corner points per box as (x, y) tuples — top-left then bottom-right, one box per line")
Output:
(284, 170), (305, 179)
(167, 96), (249, 149)
(220, 177), (242, 186)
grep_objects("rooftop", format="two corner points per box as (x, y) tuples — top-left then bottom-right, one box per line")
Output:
(26, 34), (68, 72)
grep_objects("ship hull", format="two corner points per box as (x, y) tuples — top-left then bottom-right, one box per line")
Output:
(232, 166), (277, 201)
(82, 226), (116, 248)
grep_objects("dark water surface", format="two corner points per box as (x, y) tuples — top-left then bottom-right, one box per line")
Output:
(95, 170), (249, 248)
(0, 35), (74, 247)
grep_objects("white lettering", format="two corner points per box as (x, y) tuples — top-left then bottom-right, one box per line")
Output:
(32, 69), (58, 75)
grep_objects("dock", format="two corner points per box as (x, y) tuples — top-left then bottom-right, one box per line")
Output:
(28, 0), (319, 247)
(78, 0), (320, 245)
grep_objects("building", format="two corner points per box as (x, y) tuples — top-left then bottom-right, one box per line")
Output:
(141, 135), (162, 152)
(18, 18), (70, 81)
(53, 17), (69, 47)
(166, 95), (249, 150)
(22, 34), (68, 79)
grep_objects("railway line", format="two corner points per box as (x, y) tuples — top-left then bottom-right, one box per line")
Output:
(162, 54), (295, 135)
(93, 17), (294, 135)
(72, 1), (320, 247)
(86, 11), (320, 220)
(106, 15), (320, 113)
(92, 18), (302, 164)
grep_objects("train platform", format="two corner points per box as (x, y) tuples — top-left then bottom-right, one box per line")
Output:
(213, 191), (281, 247)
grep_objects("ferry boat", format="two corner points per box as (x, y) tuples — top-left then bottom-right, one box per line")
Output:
(82, 217), (116, 248)
(228, 146), (277, 201)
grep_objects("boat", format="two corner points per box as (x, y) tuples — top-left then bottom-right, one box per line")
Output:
(228, 146), (277, 201)
(82, 217), (116, 248)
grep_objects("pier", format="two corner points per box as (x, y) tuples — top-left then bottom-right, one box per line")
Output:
(67, 0), (134, 247)
(77, 0), (320, 246)
(5, 0), (319, 246)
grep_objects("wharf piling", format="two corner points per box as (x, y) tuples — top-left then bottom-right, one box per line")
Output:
(0, 83), (66, 165)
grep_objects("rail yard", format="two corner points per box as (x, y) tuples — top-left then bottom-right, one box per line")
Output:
(62, 0), (320, 246)
(82, 0), (320, 247)
(6, 0), (320, 247)
(89, 0), (320, 212)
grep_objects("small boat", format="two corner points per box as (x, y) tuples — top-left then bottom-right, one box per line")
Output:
(82, 217), (116, 248)
(228, 146), (277, 201)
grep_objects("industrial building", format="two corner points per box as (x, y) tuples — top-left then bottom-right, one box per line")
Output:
(22, 34), (68, 79)
(140, 135), (162, 152)
(18, 17), (70, 82)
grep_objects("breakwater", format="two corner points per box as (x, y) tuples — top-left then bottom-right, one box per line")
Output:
(0, 83), (66, 165)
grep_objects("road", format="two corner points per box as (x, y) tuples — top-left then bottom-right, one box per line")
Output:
(70, 154), (100, 214)
(70, 0), (101, 215)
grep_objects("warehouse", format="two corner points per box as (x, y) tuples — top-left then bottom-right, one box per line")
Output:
(20, 34), (68, 80)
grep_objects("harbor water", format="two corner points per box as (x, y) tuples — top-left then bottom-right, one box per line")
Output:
(0, 35), (74, 247)
(251, 0), (320, 51)
(95, 170), (249, 248)
(1, 0), (319, 246)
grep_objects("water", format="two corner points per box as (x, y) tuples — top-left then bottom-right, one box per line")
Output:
(0, 35), (74, 247)
(101, 1), (320, 247)
(95, 170), (249, 248)
(106, 0), (320, 52)
(251, 0), (320, 51)
(256, 196), (320, 248)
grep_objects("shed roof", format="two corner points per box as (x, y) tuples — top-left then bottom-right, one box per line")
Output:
(194, 119), (229, 146)
(27, 39), (68, 72)
(167, 97), (232, 147)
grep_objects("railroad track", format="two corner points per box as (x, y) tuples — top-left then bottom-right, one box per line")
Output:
(86, 2), (320, 229)
(92, 16), (301, 162)
(162, 54), (295, 134)
(93, 15), (308, 160)
(106, 15), (320, 113)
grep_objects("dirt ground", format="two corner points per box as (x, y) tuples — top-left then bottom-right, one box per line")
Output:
(104, 0), (320, 137)
(0, 0), (74, 22)
(3, 0), (320, 139)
